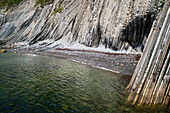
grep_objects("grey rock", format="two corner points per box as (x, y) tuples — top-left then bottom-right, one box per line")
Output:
(0, 0), (160, 52)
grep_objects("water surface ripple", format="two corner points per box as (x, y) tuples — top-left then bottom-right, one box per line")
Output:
(0, 53), (169, 113)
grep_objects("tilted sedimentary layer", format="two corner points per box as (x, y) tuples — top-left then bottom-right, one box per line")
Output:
(127, 1), (170, 105)
(0, 0), (161, 52)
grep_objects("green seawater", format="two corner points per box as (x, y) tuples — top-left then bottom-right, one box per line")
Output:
(0, 53), (169, 113)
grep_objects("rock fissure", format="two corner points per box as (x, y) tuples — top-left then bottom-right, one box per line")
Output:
(0, 0), (160, 52)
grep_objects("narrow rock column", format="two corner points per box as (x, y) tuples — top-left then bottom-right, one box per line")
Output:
(126, 1), (170, 105)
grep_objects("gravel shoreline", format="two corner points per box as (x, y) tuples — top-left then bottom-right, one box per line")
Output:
(5, 48), (140, 77)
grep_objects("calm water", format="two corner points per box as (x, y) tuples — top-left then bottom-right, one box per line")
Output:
(0, 53), (169, 113)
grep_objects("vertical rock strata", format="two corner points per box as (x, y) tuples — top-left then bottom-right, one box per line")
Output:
(0, 0), (160, 52)
(127, 1), (170, 105)
(0, 0), (169, 106)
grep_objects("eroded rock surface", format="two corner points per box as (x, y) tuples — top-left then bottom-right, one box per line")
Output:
(0, 0), (161, 52)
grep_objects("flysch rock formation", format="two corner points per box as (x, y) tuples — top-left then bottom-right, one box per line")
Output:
(127, 0), (170, 105)
(0, 0), (161, 52)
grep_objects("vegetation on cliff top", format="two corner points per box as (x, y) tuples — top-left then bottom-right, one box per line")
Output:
(0, 0), (54, 9)
(0, 0), (23, 9)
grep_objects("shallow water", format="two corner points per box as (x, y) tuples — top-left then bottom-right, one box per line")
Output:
(0, 53), (169, 113)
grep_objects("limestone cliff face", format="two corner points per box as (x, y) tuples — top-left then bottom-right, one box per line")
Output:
(0, 0), (161, 52)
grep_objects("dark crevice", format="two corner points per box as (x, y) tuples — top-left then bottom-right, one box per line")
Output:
(120, 12), (157, 52)
(19, 8), (41, 31)
(97, 22), (101, 46)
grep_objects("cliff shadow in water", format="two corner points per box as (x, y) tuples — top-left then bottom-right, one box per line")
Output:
(119, 12), (157, 52)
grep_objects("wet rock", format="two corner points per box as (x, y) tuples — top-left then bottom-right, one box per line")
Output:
(0, 40), (6, 45)
(0, 49), (7, 53)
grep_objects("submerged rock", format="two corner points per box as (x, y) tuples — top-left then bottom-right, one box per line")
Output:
(0, 0), (160, 52)
(0, 49), (7, 53)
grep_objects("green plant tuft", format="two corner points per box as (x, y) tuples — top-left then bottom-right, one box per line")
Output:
(52, 1), (64, 15)
(52, 5), (63, 14)
(34, 0), (54, 8)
